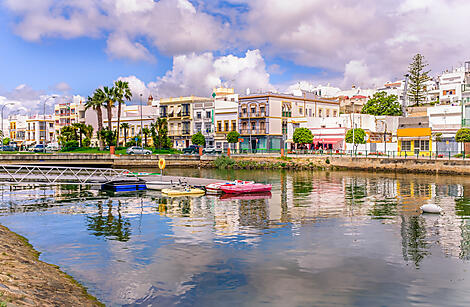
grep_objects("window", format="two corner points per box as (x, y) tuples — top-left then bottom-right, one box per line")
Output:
(224, 121), (229, 131)
(309, 108), (312, 117)
(319, 109), (323, 117)
(231, 120), (236, 131)
(195, 123), (202, 132)
(333, 110), (337, 117)
(217, 121), (222, 132)
(402, 140), (411, 151)
(260, 106), (265, 116)
(251, 106), (256, 114)
(326, 109), (330, 117)
(206, 111), (211, 118)
(196, 112), (202, 119)
(251, 121), (256, 131)
(414, 140), (429, 151)
(299, 107), (303, 115)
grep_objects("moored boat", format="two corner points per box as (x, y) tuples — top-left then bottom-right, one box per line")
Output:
(162, 187), (205, 197)
(147, 181), (177, 190)
(220, 183), (272, 194)
(205, 180), (254, 194)
(101, 180), (147, 192)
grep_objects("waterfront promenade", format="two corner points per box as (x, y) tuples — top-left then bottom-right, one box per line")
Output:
(2, 152), (470, 175)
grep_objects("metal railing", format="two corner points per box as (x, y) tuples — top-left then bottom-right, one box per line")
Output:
(0, 165), (135, 184)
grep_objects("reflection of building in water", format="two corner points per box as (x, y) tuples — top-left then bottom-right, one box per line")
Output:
(396, 180), (433, 215)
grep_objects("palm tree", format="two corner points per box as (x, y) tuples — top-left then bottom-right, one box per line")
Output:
(103, 86), (115, 131)
(120, 123), (129, 147)
(142, 127), (150, 147)
(85, 89), (106, 150)
(72, 123), (87, 147)
(113, 80), (133, 147)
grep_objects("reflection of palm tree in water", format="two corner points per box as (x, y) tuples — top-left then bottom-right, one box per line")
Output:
(400, 215), (429, 267)
(86, 199), (131, 242)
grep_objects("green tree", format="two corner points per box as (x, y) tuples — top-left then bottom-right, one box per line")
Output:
(456, 128), (470, 143)
(113, 80), (132, 146)
(361, 91), (402, 116)
(226, 131), (240, 150)
(120, 123), (129, 146)
(72, 123), (87, 147)
(85, 89), (106, 150)
(408, 54), (431, 106)
(99, 129), (116, 147)
(191, 132), (206, 146)
(3, 137), (10, 145)
(293, 128), (313, 147)
(345, 128), (366, 152)
(103, 86), (116, 130)
(151, 118), (171, 149)
(142, 127), (150, 147)
(58, 125), (78, 146)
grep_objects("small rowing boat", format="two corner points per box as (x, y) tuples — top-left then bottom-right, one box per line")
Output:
(101, 180), (147, 192)
(205, 180), (253, 194)
(147, 181), (177, 190)
(162, 188), (205, 197)
(220, 183), (272, 194)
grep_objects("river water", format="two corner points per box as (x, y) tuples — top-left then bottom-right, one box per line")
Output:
(1, 169), (470, 306)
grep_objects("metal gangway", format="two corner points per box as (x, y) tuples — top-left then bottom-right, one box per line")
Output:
(0, 164), (136, 184)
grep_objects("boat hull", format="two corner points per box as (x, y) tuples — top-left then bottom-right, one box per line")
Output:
(220, 183), (272, 194)
(162, 188), (205, 197)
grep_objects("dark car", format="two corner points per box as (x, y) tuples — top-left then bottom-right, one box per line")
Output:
(1, 145), (15, 152)
(30, 144), (45, 153)
(182, 145), (200, 154)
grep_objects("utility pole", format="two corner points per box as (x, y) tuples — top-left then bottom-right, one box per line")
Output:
(403, 74), (410, 117)
(140, 93), (143, 149)
(1, 103), (14, 151)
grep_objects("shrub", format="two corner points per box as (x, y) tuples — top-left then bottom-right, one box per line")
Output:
(213, 155), (236, 169)
(61, 140), (79, 151)
(82, 137), (91, 147)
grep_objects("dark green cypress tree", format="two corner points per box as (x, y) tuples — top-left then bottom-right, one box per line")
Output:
(407, 54), (431, 106)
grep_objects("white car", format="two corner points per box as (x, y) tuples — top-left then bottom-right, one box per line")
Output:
(126, 146), (152, 155)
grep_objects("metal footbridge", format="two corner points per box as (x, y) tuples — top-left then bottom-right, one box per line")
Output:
(0, 164), (135, 185)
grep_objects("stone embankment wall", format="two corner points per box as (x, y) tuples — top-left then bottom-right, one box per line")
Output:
(229, 155), (470, 175)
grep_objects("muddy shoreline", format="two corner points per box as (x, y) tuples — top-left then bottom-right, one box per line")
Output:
(0, 225), (103, 306)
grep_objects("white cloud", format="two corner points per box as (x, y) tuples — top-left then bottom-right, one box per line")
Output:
(53, 82), (72, 93)
(148, 49), (273, 97)
(4, 0), (223, 59)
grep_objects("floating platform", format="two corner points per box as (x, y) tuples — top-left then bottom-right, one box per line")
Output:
(101, 179), (147, 192)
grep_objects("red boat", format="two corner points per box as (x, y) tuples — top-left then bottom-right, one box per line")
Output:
(220, 183), (272, 194)
(205, 180), (253, 194)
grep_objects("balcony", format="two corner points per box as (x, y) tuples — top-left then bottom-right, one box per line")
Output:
(160, 113), (167, 118)
(240, 128), (267, 135)
(240, 112), (267, 118)
(462, 119), (470, 127)
(282, 111), (292, 117)
(463, 84), (470, 92)
(181, 112), (190, 117)
(182, 129), (190, 135)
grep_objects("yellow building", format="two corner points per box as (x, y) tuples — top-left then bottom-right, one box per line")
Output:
(158, 96), (209, 148)
(397, 127), (432, 156)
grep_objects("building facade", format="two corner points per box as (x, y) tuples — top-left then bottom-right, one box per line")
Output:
(397, 116), (432, 156)
(214, 88), (239, 150)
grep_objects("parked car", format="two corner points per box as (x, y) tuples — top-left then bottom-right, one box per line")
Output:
(1, 145), (16, 152)
(46, 143), (60, 152)
(126, 146), (152, 155)
(29, 144), (45, 153)
(203, 147), (222, 155)
(182, 145), (200, 154)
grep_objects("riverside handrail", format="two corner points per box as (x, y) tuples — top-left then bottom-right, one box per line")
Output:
(0, 164), (135, 184)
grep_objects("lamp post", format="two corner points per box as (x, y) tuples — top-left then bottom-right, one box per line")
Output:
(140, 93), (143, 149)
(43, 95), (58, 153)
(1, 103), (14, 151)
(378, 119), (387, 155)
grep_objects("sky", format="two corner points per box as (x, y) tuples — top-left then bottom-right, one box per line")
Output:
(0, 0), (469, 114)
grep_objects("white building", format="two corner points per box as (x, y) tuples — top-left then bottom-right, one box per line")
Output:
(427, 105), (461, 152)
(438, 65), (467, 104)
(213, 88), (239, 150)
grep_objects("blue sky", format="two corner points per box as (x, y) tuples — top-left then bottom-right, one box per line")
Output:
(0, 0), (468, 111)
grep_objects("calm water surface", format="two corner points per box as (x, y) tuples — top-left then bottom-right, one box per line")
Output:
(2, 169), (470, 306)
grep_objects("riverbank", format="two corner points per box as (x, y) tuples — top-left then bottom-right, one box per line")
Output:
(213, 155), (470, 175)
(0, 225), (103, 306)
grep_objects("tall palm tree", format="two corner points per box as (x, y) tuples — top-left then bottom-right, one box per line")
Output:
(85, 89), (106, 150)
(142, 127), (150, 147)
(103, 86), (116, 131)
(120, 123), (129, 147)
(72, 123), (87, 147)
(114, 80), (133, 147)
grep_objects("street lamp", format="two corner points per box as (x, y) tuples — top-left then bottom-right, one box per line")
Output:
(377, 119), (388, 155)
(43, 95), (58, 153)
(1, 102), (14, 151)
(140, 93), (143, 149)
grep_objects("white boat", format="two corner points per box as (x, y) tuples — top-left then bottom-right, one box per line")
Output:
(205, 180), (254, 194)
(146, 181), (177, 190)
(420, 204), (443, 214)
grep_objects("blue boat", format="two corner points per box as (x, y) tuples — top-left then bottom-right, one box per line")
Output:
(101, 180), (147, 192)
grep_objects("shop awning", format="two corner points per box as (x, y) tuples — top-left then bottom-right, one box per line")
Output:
(313, 138), (343, 144)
